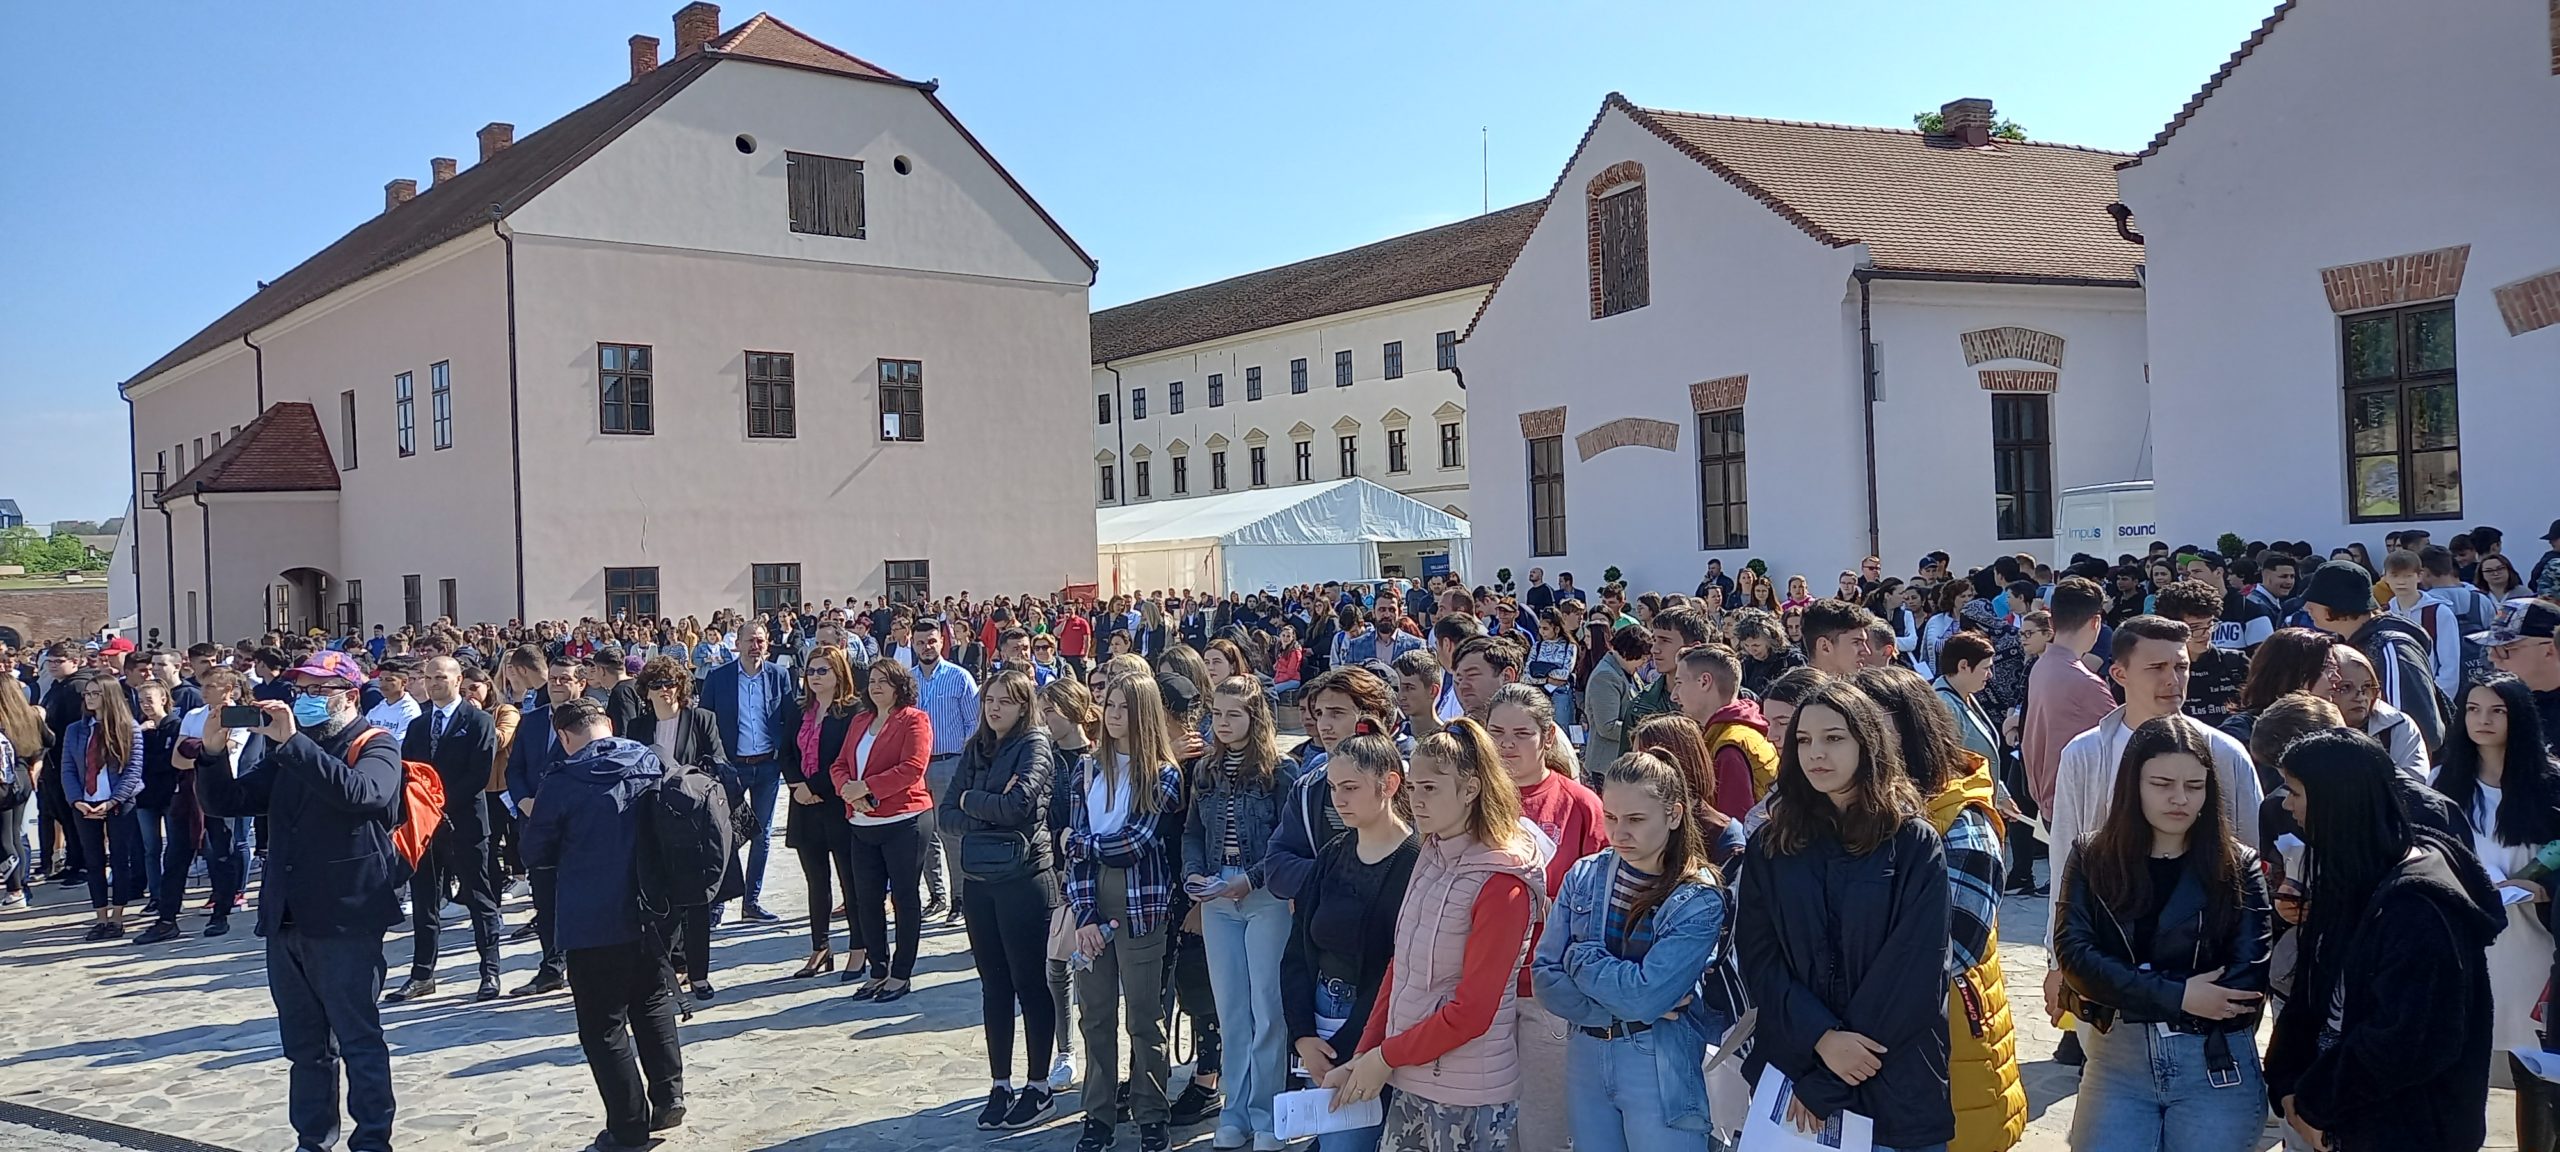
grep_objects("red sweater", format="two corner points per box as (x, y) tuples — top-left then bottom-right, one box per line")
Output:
(1515, 770), (1606, 996)
(1357, 873), (1532, 1067)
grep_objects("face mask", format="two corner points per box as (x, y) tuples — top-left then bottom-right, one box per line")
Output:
(291, 695), (334, 728)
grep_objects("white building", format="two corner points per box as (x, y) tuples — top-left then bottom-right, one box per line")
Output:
(1090, 204), (1540, 523)
(2118, 0), (2560, 550)
(1462, 94), (2149, 593)
(122, 6), (1096, 642)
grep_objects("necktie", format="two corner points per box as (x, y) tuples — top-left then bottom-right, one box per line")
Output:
(431, 708), (446, 755)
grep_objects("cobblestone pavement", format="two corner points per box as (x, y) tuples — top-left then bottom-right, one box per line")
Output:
(0, 842), (2520, 1151)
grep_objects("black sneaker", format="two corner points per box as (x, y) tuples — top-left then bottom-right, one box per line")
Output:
(1169, 1081), (1222, 1127)
(131, 921), (183, 946)
(1002, 1086), (1056, 1130)
(1074, 1116), (1117, 1152)
(1139, 1123), (1170, 1152)
(978, 1086), (1017, 1130)
(202, 915), (230, 938)
(2055, 1030), (2086, 1067)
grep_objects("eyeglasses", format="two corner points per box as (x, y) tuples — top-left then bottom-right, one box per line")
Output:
(288, 684), (349, 699)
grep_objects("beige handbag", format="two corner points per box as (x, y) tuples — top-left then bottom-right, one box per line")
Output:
(1047, 903), (1078, 964)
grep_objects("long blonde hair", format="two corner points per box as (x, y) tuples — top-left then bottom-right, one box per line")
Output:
(1096, 671), (1177, 816)
(1411, 717), (1526, 852)
(0, 675), (44, 754)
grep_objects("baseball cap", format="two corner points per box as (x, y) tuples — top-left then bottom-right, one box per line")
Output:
(2468, 598), (2560, 647)
(1153, 671), (1200, 716)
(101, 636), (136, 655)
(288, 650), (367, 684)
(2299, 561), (2378, 615)
(2544, 519), (2560, 543)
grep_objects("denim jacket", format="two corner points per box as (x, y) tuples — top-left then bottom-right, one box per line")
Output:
(1531, 848), (1730, 1132)
(1179, 751), (1302, 891)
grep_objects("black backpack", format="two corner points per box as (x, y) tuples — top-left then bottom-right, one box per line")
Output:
(0, 736), (31, 813)
(634, 761), (736, 915)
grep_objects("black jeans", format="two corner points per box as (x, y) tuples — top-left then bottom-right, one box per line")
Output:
(406, 821), (501, 981)
(568, 936), (685, 1145)
(203, 814), (249, 915)
(793, 811), (858, 953)
(268, 925), (394, 1152)
(962, 876), (1058, 1082)
(668, 905), (715, 983)
(37, 759), (82, 875)
(846, 817), (924, 979)
(75, 811), (144, 909)
(527, 867), (568, 983)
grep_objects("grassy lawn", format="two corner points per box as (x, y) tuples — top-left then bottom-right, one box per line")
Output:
(0, 572), (110, 591)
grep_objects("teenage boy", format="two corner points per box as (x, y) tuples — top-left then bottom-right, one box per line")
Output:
(1798, 598), (1876, 678)
(2185, 550), (2275, 651)
(1620, 604), (1712, 730)
(2299, 560), (2448, 756)
(2020, 578), (2114, 817)
(2154, 579), (2249, 729)
(1668, 644), (1774, 818)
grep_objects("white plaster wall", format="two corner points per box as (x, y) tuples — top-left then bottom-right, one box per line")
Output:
(2119, 0), (2560, 551)
(1461, 109), (1867, 594)
(509, 59), (1091, 289)
(1093, 289), (1481, 517)
(130, 346), (261, 641)
(203, 495), (342, 641)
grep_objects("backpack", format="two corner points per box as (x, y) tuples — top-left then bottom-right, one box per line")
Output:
(634, 760), (736, 914)
(0, 732), (32, 813)
(2420, 591), (2496, 683)
(346, 727), (444, 879)
(2362, 623), (2455, 757)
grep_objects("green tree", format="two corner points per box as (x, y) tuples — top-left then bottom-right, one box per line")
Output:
(0, 527), (99, 575)
(1911, 111), (2028, 142)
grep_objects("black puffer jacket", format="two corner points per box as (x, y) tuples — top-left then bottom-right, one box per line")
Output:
(941, 725), (1057, 899)
(2054, 841), (2272, 1031)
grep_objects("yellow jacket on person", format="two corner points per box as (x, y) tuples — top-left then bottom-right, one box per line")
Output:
(1926, 752), (2027, 1152)
(1701, 702), (1780, 802)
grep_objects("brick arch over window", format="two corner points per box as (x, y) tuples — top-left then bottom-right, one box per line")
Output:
(1959, 327), (2066, 368)
(1587, 161), (1650, 318)
(1575, 417), (1681, 462)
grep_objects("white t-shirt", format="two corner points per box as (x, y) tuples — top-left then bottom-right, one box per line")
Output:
(1086, 753), (1136, 837)
(847, 725), (915, 826)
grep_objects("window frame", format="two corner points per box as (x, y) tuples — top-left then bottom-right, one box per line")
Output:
(438, 578), (457, 622)
(1387, 427), (1409, 474)
(1436, 330), (1458, 371)
(1211, 450), (1228, 491)
(1383, 341), (1403, 380)
(1171, 454), (1189, 495)
(1206, 373), (1224, 408)
(1528, 434), (1567, 557)
(597, 343), (655, 435)
(402, 574), (423, 629)
(885, 560), (931, 606)
(878, 358), (924, 442)
(1250, 445), (1268, 487)
(752, 563), (802, 614)
(394, 371), (416, 458)
(1439, 421), (1463, 469)
(1990, 394), (2055, 540)
(1168, 381), (1185, 415)
(1696, 408), (1749, 549)
(1132, 387), (1148, 421)
(1335, 349), (1354, 388)
(1246, 366), (1263, 401)
(605, 566), (661, 622)
(1099, 463), (1117, 503)
(1097, 393), (1113, 425)
(339, 390), (359, 470)
(1135, 459), (1152, 498)
(745, 350), (797, 439)
(2340, 302), (2461, 522)
(1593, 183), (1651, 317)
(429, 361), (452, 450)
(785, 151), (866, 239)
(1290, 359), (1308, 394)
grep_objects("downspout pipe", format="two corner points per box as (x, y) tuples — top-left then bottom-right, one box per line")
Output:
(241, 330), (265, 411)
(493, 213), (528, 624)
(200, 499), (215, 642)
(1854, 271), (1882, 560)
(1102, 361), (1127, 507)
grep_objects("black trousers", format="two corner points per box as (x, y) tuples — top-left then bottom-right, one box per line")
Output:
(846, 817), (924, 979)
(36, 759), (82, 875)
(526, 867), (568, 982)
(268, 925), (393, 1152)
(792, 808), (858, 953)
(568, 936), (685, 1145)
(75, 812), (144, 909)
(406, 820), (501, 981)
(962, 876), (1058, 1082)
(668, 905), (714, 983)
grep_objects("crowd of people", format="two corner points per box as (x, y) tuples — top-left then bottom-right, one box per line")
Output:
(5, 517), (2560, 1152)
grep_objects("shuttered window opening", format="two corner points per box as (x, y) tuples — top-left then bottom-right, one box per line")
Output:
(787, 152), (866, 239)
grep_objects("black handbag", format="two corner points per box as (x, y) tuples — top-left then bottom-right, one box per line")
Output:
(960, 828), (1032, 883)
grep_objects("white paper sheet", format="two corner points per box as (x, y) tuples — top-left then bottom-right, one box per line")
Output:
(1273, 1086), (1383, 1141)
(1740, 1067), (1873, 1152)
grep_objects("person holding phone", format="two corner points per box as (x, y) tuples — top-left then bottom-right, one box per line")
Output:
(2052, 716), (2272, 1151)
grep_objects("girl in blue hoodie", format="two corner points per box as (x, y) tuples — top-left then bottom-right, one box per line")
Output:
(65, 675), (146, 940)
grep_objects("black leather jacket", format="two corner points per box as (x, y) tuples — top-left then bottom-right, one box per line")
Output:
(2054, 841), (2273, 1034)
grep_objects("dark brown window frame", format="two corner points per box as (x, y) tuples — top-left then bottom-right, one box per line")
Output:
(1528, 434), (1567, 556)
(1593, 184), (1651, 317)
(429, 360), (452, 450)
(746, 351), (797, 439)
(1246, 366), (1263, 401)
(1696, 408), (1748, 549)
(1212, 450), (1229, 490)
(605, 566), (660, 622)
(1172, 454), (1189, 495)
(1250, 445), (1269, 487)
(2341, 301), (2461, 523)
(786, 151), (866, 239)
(1294, 439), (1313, 482)
(1991, 394), (2054, 540)
(1387, 427), (1409, 473)
(879, 358), (924, 442)
(885, 559), (930, 605)
(597, 343), (654, 435)
(395, 372), (416, 457)
(1383, 341), (1403, 380)
(1338, 434), (1358, 478)
(1439, 421), (1463, 469)
(752, 563), (802, 613)
(1436, 330), (1458, 371)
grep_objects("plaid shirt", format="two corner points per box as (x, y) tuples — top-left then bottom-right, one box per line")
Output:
(1063, 758), (1184, 938)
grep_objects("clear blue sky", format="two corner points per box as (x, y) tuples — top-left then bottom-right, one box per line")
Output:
(0, 0), (2275, 525)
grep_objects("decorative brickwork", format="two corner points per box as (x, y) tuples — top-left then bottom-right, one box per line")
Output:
(1575, 417), (1680, 462)
(2318, 244), (2470, 313)
(1978, 369), (2059, 393)
(1518, 406), (1567, 439)
(1689, 374), (1749, 413)
(1587, 161), (1647, 318)
(1586, 161), (1645, 200)
(1959, 326), (2066, 367)
(2495, 268), (2560, 336)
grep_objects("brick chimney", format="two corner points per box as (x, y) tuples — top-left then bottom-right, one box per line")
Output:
(630, 34), (661, 80)
(430, 157), (458, 187)
(1940, 98), (1994, 147)
(478, 122), (515, 163)
(385, 178), (417, 212)
(674, 3), (720, 57)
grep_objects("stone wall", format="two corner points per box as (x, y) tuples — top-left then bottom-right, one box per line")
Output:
(0, 588), (112, 649)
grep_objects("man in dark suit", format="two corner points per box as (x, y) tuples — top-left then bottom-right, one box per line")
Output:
(698, 624), (798, 922)
(196, 649), (406, 1152)
(385, 657), (504, 1003)
(503, 655), (580, 995)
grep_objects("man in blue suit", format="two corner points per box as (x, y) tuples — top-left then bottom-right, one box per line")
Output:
(699, 624), (798, 922)
(503, 655), (581, 995)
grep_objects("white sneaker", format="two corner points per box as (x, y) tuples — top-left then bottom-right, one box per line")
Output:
(1252, 1135), (1283, 1152)
(1047, 1050), (1077, 1092)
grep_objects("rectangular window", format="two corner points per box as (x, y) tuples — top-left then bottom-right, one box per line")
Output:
(1294, 440), (1313, 482)
(402, 574), (423, 629)
(1132, 387), (1148, 420)
(339, 391), (359, 469)
(195, 437), (206, 466)
(1436, 330), (1458, 371)
(1697, 409), (1749, 548)
(746, 351), (797, 438)
(210, 431), (222, 451)
(1207, 374), (1224, 408)
(1246, 366), (1263, 401)
(885, 560), (931, 606)
(1172, 455), (1189, 495)
(1168, 381), (1185, 415)
(786, 151), (865, 239)
(1338, 434), (1358, 478)
(395, 372), (415, 457)
(1384, 341), (1403, 380)
(878, 359), (924, 442)
(438, 578), (457, 622)
(1212, 450), (1228, 491)
(604, 567), (661, 622)
(430, 361), (452, 450)
(1596, 185), (1650, 316)
(1097, 393), (1113, 425)
(1250, 445), (1268, 487)
(1388, 428), (1409, 473)
(2343, 302), (2460, 521)
(1099, 464), (1116, 502)
(752, 563), (802, 614)
(1440, 421), (1464, 469)
(1134, 460), (1152, 498)
(597, 343), (654, 435)
(1528, 435), (1567, 556)
(1290, 358), (1308, 394)
(186, 592), (197, 645)
(346, 580), (363, 633)
(1991, 394), (2054, 540)
(1335, 349), (1354, 387)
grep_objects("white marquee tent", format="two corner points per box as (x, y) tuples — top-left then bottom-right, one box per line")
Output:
(1096, 479), (1472, 595)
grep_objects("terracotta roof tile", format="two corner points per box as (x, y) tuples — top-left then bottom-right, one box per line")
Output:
(163, 402), (340, 497)
(2119, 1), (2297, 167)
(708, 12), (902, 79)
(1091, 202), (1542, 364)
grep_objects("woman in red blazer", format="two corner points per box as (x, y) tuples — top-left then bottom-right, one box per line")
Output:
(830, 656), (934, 1002)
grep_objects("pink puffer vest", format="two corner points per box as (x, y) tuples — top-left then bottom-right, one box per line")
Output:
(1383, 832), (1546, 1106)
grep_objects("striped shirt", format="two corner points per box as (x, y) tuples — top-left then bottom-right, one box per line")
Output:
(1603, 860), (1660, 961)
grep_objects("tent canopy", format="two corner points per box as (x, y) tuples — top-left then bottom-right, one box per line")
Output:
(1096, 479), (1470, 551)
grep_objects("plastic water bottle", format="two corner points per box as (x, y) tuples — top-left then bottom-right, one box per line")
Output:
(1067, 922), (1115, 973)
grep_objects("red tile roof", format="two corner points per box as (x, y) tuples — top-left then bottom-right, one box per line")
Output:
(2120, 2), (2297, 168)
(162, 402), (340, 497)
(709, 12), (902, 79)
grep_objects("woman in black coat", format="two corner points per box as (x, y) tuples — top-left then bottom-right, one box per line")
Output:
(629, 658), (735, 1000)
(786, 646), (863, 981)
(946, 668), (1063, 1129)
(1736, 678), (1952, 1150)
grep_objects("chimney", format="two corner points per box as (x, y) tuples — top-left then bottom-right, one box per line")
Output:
(385, 178), (417, 212)
(1940, 98), (1994, 148)
(430, 157), (457, 187)
(674, 3), (720, 57)
(630, 34), (661, 80)
(477, 122), (515, 163)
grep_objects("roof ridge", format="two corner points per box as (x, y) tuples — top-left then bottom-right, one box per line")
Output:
(748, 12), (904, 78)
(707, 11), (903, 80)
(1093, 202), (1542, 319)
(1633, 104), (2135, 158)
(2121, 0), (2296, 167)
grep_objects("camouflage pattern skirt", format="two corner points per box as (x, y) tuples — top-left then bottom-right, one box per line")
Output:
(1384, 1091), (1516, 1152)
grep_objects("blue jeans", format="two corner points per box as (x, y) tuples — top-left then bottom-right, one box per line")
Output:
(1549, 684), (1578, 730)
(2069, 1023), (2265, 1152)
(738, 756), (782, 907)
(1310, 979), (1384, 1152)
(268, 925), (394, 1152)
(136, 804), (189, 910)
(1566, 1030), (1710, 1152)
(203, 814), (250, 912)
(1201, 868), (1291, 1136)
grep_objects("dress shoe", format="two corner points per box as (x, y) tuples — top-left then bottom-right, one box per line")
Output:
(510, 971), (567, 998)
(202, 915), (230, 938)
(649, 1102), (686, 1132)
(131, 921), (183, 945)
(383, 977), (437, 1004)
(872, 979), (910, 1004)
(692, 980), (717, 1002)
(742, 904), (779, 923)
(506, 922), (541, 943)
(476, 977), (502, 1002)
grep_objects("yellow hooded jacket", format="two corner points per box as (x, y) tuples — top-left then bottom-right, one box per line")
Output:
(1926, 752), (2027, 1152)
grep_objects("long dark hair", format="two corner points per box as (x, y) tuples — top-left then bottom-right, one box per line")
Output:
(2079, 717), (2244, 941)
(2285, 729), (2413, 1019)
(1602, 750), (1716, 930)
(2238, 628), (2336, 714)
(1852, 665), (1966, 796)
(2434, 674), (2560, 847)
(1764, 679), (1921, 856)
(1631, 713), (1734, 834)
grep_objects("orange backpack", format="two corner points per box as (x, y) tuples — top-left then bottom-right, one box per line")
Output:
(348, 727), (446, 875)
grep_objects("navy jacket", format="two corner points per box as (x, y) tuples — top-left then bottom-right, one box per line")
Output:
(508, 703), (566, 808)
(519, 736), (662, 950)
(700, 659), (800, 772)
(197, 720), (406, 938)
(403, 698), (498, 837)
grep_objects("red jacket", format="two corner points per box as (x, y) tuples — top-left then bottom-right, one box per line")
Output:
(829, 705), (934, 821)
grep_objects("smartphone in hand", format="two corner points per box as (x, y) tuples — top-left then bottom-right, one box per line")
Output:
(220, 704), (266, 728)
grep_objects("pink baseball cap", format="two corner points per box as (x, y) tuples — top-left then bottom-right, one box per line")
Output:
(288, 650), (367, 684)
